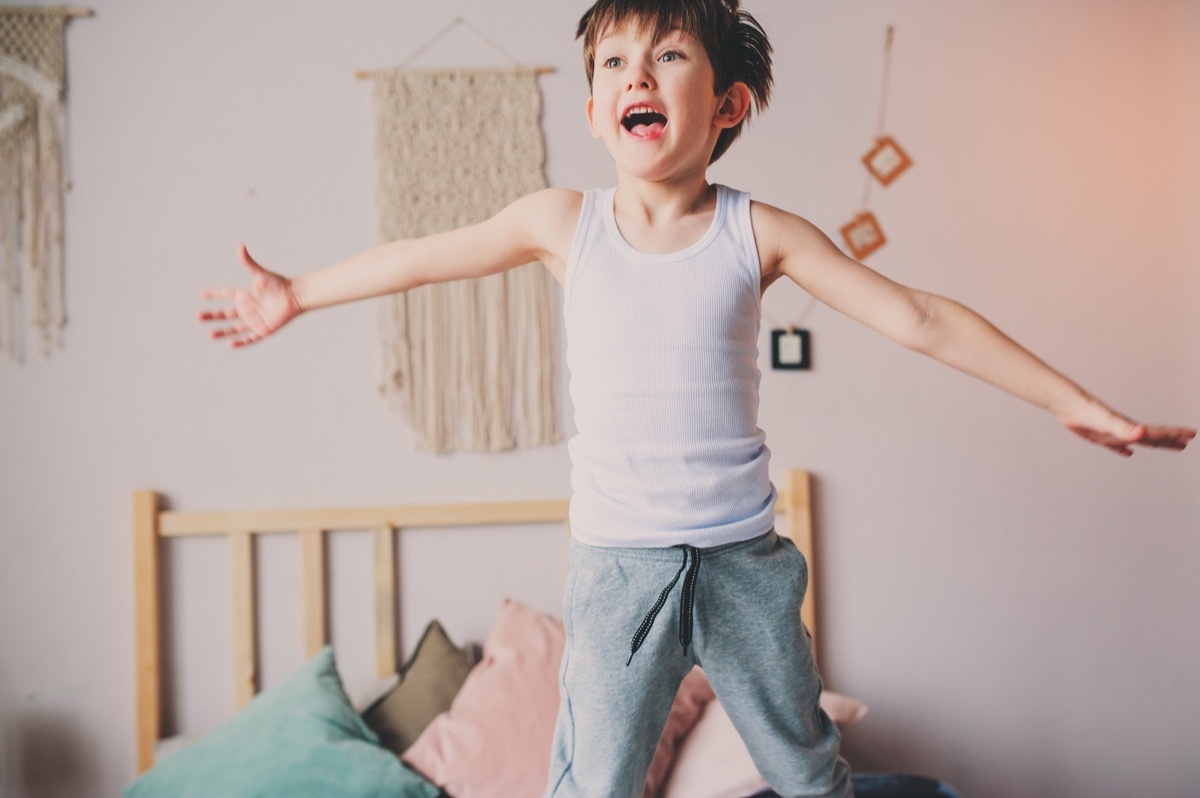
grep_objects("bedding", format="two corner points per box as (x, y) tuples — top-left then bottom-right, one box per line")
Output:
(128, 600), (719, 798)
(752, 775), (962, 798)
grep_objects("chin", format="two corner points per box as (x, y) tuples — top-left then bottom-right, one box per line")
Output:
(614, 162), (673, 183)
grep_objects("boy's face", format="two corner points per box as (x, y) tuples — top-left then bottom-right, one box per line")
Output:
(586, 22), (748, 183)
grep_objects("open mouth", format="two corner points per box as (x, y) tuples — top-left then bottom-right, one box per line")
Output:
(622, 105), (668, 137)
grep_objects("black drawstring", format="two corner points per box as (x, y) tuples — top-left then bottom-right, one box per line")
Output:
(679, 546), (700, 654)
(626, 544), (701, 666)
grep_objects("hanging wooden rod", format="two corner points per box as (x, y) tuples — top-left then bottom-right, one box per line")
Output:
(0, 6), (94, 16)
(355, 65), (554, 80)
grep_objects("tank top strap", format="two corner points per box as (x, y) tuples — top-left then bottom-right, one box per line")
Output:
(716, 185), (761, 285)
(564, 188), (608, 314)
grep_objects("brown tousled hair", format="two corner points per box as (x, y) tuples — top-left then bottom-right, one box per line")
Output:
(576, 0), (773, 163)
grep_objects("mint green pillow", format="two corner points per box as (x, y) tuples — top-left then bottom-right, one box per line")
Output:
(124, 646), (441, 798)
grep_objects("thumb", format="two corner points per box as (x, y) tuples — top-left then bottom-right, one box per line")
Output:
(1063, 405), (1143, 442)
(238, 244), (265, 275)
(1090, 416), (1145, 443)
(1122, 422), (1147, 442)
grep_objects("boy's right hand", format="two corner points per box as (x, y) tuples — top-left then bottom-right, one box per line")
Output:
(197, 245), (304, 348)
(1056, 396), (1196, 457)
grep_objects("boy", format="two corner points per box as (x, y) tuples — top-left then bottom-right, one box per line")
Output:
(199, 2), (1195, 796)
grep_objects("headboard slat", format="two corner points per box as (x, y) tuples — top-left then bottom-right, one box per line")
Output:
(301, 529), (327, 658)
(373, 526), (398, 678)
(229, 532), (257, 708)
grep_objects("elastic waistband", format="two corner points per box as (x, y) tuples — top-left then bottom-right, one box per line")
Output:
(570, 527), (776, 563)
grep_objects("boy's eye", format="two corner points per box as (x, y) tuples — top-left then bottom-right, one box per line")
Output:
(659, 51), (682, 63)
(603, 57), (623, 69)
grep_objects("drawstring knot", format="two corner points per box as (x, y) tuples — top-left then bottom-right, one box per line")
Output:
(626, 544), (701, 666)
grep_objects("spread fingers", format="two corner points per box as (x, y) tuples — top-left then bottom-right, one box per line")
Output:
(197, 308), (239, 322)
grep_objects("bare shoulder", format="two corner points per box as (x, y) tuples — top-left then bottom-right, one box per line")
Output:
(749, 200), (844, 283)
(509, 187), (583, 223)
(504, 188), (583, 285)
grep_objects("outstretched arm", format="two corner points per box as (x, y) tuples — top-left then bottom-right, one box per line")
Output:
(754, 203), (1196, 457)
(198, 188), (579, 348)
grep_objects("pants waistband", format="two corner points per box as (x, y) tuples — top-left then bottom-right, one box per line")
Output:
(570, 526), (777, 563)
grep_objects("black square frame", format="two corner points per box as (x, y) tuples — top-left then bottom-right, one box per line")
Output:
(771, 328), (811, 370)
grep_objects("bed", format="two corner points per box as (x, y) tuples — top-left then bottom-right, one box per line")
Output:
(127, 468), (959, 798)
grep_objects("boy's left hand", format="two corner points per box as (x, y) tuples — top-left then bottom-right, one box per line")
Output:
(1057, 399), (1196, 457)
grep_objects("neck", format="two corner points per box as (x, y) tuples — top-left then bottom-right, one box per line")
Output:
(613, 171), (715, 225)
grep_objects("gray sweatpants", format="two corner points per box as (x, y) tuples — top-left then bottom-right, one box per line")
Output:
(543, 528), (853, 798)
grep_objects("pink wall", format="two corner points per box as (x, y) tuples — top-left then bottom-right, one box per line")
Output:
(1, 2), (1196, 796)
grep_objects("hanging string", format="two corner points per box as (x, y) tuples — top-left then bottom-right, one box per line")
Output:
(860, 25), (895, 213)
(357, 17), (554, 78)
(399, 17), (518, 70)
(875, 26), (895, 141)
(762, 295), (818, 338)
(776, 26), (895, 335)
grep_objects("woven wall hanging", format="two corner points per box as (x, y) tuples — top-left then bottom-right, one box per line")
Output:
(370, 65), (561, 454)
(0, 6), (88, 363)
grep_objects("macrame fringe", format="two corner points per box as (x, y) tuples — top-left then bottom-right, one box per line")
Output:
(1, 10), (70, 364)
(372, 68), (561, 454)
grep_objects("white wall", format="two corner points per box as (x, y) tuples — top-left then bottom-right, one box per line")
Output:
(1, 2), (1196, 797)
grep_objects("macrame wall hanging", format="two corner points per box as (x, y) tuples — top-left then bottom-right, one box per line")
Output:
(0, 6), (89, 363)
(841, 25), (912, 260)
(365, 19), (562, 454)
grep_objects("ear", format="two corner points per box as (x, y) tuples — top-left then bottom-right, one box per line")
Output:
(585, 96), (603, 139)
(714, 82), (752, 129)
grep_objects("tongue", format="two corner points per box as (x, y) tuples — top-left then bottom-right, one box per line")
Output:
(630, 121), (665, 137)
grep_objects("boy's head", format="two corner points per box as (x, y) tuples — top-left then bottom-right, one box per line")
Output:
(577, 0), (772, 164)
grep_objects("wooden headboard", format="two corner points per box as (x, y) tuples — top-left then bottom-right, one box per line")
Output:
(132, 468), (815, 772)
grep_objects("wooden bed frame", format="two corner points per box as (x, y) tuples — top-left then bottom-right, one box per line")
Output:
(132, 468), (816, 773)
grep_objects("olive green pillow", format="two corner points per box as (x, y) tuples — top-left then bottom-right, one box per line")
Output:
(363, 620), (476, 755)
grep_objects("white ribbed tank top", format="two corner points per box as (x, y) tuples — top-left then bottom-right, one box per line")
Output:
(562, 184), (777, 548)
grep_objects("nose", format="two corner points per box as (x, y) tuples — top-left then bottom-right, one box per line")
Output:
(625, 62), (656, 91)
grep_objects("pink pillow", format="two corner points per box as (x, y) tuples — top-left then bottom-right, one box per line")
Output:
(402, 597), (715, 798)
(661, 690), (869, 798)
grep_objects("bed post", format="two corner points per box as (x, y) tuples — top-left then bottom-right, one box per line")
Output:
(785, 469), (817, 656)
(133, 490), (162, 773)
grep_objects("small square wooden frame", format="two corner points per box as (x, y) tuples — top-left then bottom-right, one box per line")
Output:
(840, 211), (887, 260)
(862, 135), (913, 186)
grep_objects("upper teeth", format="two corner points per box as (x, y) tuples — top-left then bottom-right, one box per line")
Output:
(625, 105), (658, 117)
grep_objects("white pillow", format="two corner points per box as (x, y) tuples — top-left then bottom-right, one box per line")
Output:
(661, 690), (868, 798)
(152, 734), (202, 765)
(350, 673), (400, 714)
(820, 689), (869, 726)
